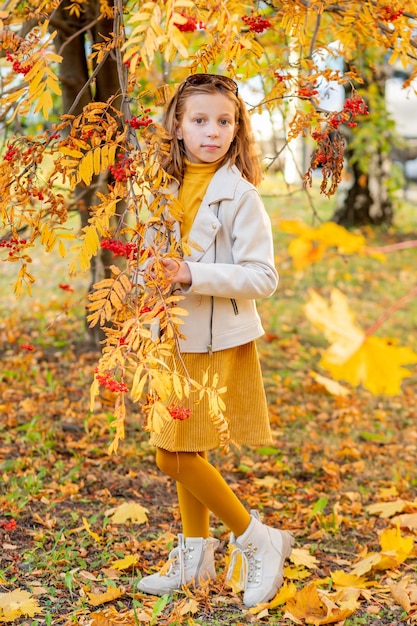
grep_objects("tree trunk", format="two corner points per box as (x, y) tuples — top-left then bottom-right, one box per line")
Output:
(51, 0), (123, 345)
(333, 150), (393, 227)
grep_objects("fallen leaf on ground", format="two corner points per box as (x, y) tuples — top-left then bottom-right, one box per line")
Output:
(0, 589), (42, 621)
(87, 587), (124, 607)
(106, 501), (149, 524)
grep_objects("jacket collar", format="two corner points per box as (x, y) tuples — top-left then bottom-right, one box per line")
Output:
(168, 162), (241, 204)
(204, 162), (242, 205)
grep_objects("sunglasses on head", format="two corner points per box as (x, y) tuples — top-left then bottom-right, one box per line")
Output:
(180, 73), (239, 97)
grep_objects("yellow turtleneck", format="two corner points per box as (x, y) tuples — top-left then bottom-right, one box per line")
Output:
(178, 158), (222, 240)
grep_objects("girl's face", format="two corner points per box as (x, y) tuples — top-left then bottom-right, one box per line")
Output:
(176, 92), (238, 164)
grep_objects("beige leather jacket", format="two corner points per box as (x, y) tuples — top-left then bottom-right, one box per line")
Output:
(171, 163), (278, 353)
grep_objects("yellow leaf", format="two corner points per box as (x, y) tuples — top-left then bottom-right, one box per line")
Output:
(0, 589), (42, 621)
(315, 222), (365, 254)
(87, 587), (124, 607)
(367, 500), (406, 519)
(331, 570), (372, 588)
(83, 516), (102, 543)
(377, 526), (414, 569)
(149, 371), (172, 401)
(148, 401), (171, 434)
(79, 151), (94, 185)
(285, 582), (357, 625)
(58, 239), (66, 258)
(46, 74), (61, 96)
(110, 554), (139, 571)
(224, 544), (245, 593)
(285, 564), (313, 580)
(322, 336), (417, 395)
(172, 372), (183, 400)
(131, 368), (148, 403)
(309, 371), (350, 397)
(350, 552), (382, 576)
(60, 146), (83, 158)
(289, 238), (327, 271)
(391, 513), (417, 531)
(249, 581), (297, 613)
(106, 501), (149, 524)
(387, 577), (416, 613)
(305, 289), (365, 363)
(93, 147), (101, 175)
(290, 547), (319, 569)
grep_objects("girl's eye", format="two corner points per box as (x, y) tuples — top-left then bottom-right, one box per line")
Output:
(220, 119), (231, 126)
(194, 118), (204, 124)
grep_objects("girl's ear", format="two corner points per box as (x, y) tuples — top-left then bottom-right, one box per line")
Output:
(175, 125), (183, 140)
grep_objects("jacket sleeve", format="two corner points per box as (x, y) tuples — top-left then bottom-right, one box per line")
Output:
(183, 188), (278, 299)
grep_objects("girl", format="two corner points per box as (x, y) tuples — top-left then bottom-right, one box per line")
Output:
(137, 73), (293, 608)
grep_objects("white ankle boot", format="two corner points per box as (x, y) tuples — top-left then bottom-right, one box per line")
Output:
(137, 534), (219, 595)
(227, 511), (294, 608)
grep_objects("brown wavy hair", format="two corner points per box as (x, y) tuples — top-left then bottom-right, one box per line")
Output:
(161, 77), (263, 187)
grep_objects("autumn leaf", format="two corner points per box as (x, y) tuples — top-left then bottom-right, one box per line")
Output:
(390, 513), (417, 531)
(105, 501), (149, 524)
(377, 526), (414, 570)
(284, 582), (359, 625)
(367, 499), (407, 518)
(331, 570), (373, 588)
(305, 289), (365, 362)
(280, 220), (366, 270)
(290, 547), (320, 570)
(387, 576), (417, 614)
(83, 516), (102, 542)
(309, 371), (351, 396)
(249, 581), (297, 614)
(110, 554), (139, 571)
(305, 289), (417, 394)
(0, 589), (42, 622)
(351, 526), (414, 576)
(87, 586), (124, 607)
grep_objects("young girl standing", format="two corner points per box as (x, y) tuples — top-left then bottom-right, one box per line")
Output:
(137, 74), (293, 608)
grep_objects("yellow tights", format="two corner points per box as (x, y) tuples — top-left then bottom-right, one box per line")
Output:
(156, 448), (251, 539)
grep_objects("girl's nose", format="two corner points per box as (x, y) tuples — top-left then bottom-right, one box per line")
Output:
(206, 124), (219, 137)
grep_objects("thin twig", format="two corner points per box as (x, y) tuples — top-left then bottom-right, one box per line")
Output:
(365, 284), (417, 337)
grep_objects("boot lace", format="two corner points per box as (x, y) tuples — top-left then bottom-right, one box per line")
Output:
(161, 535), (193, 583)
(226, 543), (261, 590)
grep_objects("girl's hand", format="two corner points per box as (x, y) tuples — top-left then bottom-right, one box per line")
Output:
(161, 257), (192, 286)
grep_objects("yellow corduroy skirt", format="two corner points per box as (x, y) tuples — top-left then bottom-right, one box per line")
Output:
(150, 341), (272, 452)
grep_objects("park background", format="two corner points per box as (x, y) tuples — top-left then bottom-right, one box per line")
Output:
(1, 1), (417, 624)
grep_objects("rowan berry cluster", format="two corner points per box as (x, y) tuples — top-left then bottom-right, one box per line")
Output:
(3, 144), (19, 161)
(127, 110), (153, 129)
(298, 86), (319, 98)
(0, 519), (17, 531)
(101, 238), (138, 260)
(328, 96), (369, 130)
(95, 369), (129, 393)
(0, 237), (27, 256)
(242, 11), (272, 33)
(5, 51), (33, 75)
(174, 13), (203, 32)
(380, 6), (404, 21)
(20, 343), (34, 351)
(109, 154), (135, 182)
(344, 96), (368, 116)
(167, 405), (191, 421)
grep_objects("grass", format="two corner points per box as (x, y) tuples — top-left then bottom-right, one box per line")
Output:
(0, 178), (417, 625)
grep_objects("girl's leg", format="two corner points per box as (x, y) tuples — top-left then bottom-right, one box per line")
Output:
(176, 482), (210, 538)
(156, 448), (251, 537)
(176, 452), (210, 538)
